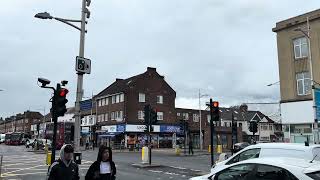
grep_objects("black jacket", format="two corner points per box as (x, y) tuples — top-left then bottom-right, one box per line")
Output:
(85, 161), (116, 180)
(47, 159), (79, 180)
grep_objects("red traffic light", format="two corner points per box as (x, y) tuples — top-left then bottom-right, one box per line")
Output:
(212, 101), (219, 108)
(59, 88), (69, 97)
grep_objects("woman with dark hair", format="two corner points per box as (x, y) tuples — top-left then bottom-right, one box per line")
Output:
(85, 145), (116, 180)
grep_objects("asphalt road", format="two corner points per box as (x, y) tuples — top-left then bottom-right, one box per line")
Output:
(0, 144), (213, 180)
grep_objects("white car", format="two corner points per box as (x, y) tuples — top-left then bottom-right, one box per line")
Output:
(190, 157), (320, 180)
(211, 143), (320, 174)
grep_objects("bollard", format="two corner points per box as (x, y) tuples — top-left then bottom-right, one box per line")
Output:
(46, 152), (52, 166)
(142, 146), (149, 163)
(175, 145), (181, 156)
(217, 145), (222, 153)
(208, 145), (211, 153)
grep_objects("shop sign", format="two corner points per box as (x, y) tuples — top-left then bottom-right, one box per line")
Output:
(126, 125), (146, 132)
(160, 125), (181, 133)
(101, 125), (117, 132)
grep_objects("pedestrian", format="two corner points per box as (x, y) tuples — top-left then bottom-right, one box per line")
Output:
(86, 139), (90, 150)
(91, 139), (95, 151)
(188, 139), (194, 155)
(47, 144), (79, 180)
(85, 145), (116, 180)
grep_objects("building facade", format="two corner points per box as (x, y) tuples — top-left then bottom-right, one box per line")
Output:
(273, 9), (320, 143)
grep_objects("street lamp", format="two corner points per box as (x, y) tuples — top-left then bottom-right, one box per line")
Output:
(267, 81), (280, 87)
(294, 17), (318, 143)
(35, 0), (91, 158)
(199, 89), (209, 151)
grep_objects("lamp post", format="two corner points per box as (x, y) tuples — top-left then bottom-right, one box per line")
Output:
(294, 17), (318, 143)
(35, 0), (91, 155)
(198, 89), (208, 150)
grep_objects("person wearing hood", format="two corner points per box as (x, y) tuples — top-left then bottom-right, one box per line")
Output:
(85, 145), (116, 180)
(47, 144), (79, 180)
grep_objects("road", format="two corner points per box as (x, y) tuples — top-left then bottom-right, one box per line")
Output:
(0, 144), (214, 180)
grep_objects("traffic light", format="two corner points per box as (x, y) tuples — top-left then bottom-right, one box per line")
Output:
(249, 121), (258, 134)
(212, 101), (220, 121)
(150, 109), (158, 125)
(54, 87), (69, 117)
(144, 105), (151, 125)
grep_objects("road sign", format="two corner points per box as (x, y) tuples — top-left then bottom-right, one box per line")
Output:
(76, 56), (91, 74)
(315, 88), (320, 121)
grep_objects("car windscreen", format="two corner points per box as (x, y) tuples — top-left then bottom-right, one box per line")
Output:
(306, 171), (320, 180)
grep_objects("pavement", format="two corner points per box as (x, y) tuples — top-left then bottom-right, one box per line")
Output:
(0, 144), (216, 180)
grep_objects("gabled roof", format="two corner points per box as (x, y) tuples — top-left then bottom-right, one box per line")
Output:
(96, 74), (143, 98)
(95, 67), (175, 98)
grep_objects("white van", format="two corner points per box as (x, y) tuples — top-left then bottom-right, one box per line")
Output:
(212, 143), (320, 173)
(0, 134), (5, 144)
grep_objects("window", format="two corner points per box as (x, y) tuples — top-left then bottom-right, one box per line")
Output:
(105, 98), (109, 105)
(111, 112), (115, 120)
(112, 96), (116, 104)
(224, 122), (227, 127)
(157, 112), (164, 120)
(138, 111), (144, 120)
(293, 37), (308, 59)
(101, 98), (106, 106)
(182, 113), (189, 120)
(139, 93), (145, 102)
(116, 94), (120, 103)
(105, 113), (108, 121)
(120, 94), (124, 102)
(255, 164), (298, 180)
(269, 125), (273, 131)
(98, 100), (102, 107)
(177, 113), (180, 116)
(296, 72), (311, 96)
(119, 111), (123, 120)
(157, 95), (163, 104)
(193, 114), (199, 122)
(227, 148), (261, 165)
(101, 114), (105, 122)
(261, 125), (268, 131)
(216, 164), (255, 180)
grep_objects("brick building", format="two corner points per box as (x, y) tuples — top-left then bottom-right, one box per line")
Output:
(79, 67), (279, 150)
(0, 111), (43, 136)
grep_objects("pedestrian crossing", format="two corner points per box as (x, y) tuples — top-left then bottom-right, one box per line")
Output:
(0, 153), (94, 179)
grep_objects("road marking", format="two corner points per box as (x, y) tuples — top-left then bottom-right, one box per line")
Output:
(2, 164), (44, 175)
(148, 170), (163, 173)
(1, 171), (46, 177)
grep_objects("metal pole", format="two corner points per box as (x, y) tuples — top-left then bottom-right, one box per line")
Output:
(210, 98), (214, 166)
(51, 84), (59, 162)
(74, 0), (86, 153)
(199, 89), (202, 150)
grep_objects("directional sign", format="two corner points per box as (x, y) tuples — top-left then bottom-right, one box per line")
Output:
(315, 88), (320, 121)
(76, 56), (91, 74)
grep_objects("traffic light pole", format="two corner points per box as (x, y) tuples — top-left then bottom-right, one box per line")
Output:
(74, 0), (87, 154)
(210, 98), (215, 166)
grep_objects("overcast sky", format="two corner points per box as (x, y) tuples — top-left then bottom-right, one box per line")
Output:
(0, 0), (318, 118)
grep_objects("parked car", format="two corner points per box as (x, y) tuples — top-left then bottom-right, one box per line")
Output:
(25, 139), (35, 148)
(0, 134), (5, 144)
(26, 139), (52, 150)
(232, 142), (250, 153)
(190, 157), (320, 180)
(210, 143), (320, 174)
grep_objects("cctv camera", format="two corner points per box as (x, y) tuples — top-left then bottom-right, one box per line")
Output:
(38, 78), (50, 87)
(61, 80), (68, 86)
